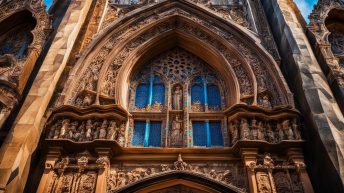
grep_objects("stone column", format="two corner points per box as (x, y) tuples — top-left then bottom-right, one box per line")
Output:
(36, 148), (62, 193)
(95, 148), (111, 193)
(241, 148), (258, 193)
(287, 148), (314, 193)
(0, 1), (94, 192)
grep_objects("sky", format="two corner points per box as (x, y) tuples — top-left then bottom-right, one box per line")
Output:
(294, 0), (318, 22)
(44, 0), (53, 10)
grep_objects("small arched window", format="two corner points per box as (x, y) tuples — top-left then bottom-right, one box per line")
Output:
(191, 76), (221, 111)
(135, 75), (165, 109)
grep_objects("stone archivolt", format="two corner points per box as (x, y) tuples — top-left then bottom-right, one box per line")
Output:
(62, 0), (291, 111)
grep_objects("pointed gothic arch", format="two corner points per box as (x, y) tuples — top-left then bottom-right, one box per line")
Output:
(63, 0), (292, 112)
(113, 171), (244, 193)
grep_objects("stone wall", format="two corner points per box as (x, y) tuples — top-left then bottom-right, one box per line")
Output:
(261, 0), (344, 192)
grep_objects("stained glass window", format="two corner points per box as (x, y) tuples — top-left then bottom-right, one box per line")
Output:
(148, 121), (162, 147)
(207, 85), (221, 109)
(135, 84), (149, 108)
(152, 84), (165, 105)
(192, 121), (207, 146)
(132, 121), (146, 146)
(191, 84), (205, 105)
(209, 121), (223, 146)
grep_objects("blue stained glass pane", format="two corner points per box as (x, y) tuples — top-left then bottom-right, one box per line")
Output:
(153, 76), (161, 83)
(132, 121), (146, 146)
(210, 121), (223, 146)
(135, 84), (149, 108)
(44, 0), (53, 10)
(192, 121), (207, 146)
(152, 84), (165, 105)
(17, 33), (28, 59)
(207, 85), (221, 109)
(148, 121), (161, 147)
(191, 85), (205, 105)
(194, 76), (203, 83)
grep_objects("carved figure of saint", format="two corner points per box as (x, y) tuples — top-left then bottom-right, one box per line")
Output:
(171, 115), (183, 147)
(59, 119), (70, 138)
(82, 94), (92, 106)
(117, 124), (126, 146)
(261, 95), (272, 109)
(107, 121), (117, 140)
(229, 120), (239, 145)
(282, 120), (294, 140)
(257, 121), (265, 141)
(173, 85), (183, 110)
(292, 119), (301, 140)
(68, 121), (78, 140)
(240, 118), (250, 140)
(85, 120), (93, 141)
(117, 172), (126, 187)
(48, 122), (58, 139)
(276, 123), (284, 141)
(266, 123), (275, 143)
(99, 119), (108, 139)
(251, 119), (258, 140)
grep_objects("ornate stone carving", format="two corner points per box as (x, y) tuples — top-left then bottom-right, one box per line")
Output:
(172, 85), (183, 110)
(256, 172), (272, 193)
(46, 116), (126, 145)
(170, 115), (183, 147)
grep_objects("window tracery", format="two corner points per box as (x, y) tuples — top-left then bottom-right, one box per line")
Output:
(129, 48), (226, 148)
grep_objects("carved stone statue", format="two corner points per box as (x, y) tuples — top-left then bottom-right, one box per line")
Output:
(251, 119), (258, 140)
(85, 120), (93, 141)
(59, 119), (70, 138)
(99, 119), (108, 139)
(173, 85), (183, 110)
(240, 118), (250, 140)
(261, 95), (272, 109)
(229, 120), (239, 145)
(276, 123), (284, 141)
(170, 115), (183, 147)
(292, 119), (301, 140)
(257, 121), (265, 141)
(107, 121), (117, 140)
(174, 154), (187, 170)
(117, 124), (126, 146)
(282, 120), (294, 140)
(117, 172), (126, 187)
(68, 121), (78, 140)
(266, 123), (275, 143)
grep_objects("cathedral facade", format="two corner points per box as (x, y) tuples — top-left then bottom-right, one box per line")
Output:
(0, 0), (343, 193)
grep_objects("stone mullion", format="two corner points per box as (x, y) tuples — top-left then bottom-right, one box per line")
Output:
(95, 149), (111, 193)
(166, 82), (171, 147)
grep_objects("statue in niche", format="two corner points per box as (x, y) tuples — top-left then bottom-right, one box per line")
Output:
(85, 120), (93, 141)
(68, 121), (78, 139)
(240, 118), (250, 140)
(261, 95), (272, 109)
(292, 119), (301, 140)
(171, 115), (183, 147)
(251, 119), (258, 140)
(256, 172), (272, 193)
(257, 122), (265, 141)
(229, 120), (239, 145)
(276, 123), (284, 141)
(172, 85), (183, 110)
(282, 120), (294, 140)
(266, 123), (275, 143)
(107, 121), (117, 140)
(117, 124), (126, 146)
(99, 119), (108, 139)
(59, 119), (70, 138)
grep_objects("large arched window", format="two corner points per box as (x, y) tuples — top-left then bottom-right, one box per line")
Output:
(129, 48), (226, 148)
(191, 76), (222, 111)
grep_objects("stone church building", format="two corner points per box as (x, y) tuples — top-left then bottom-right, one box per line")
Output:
(0, 0), (343, 192)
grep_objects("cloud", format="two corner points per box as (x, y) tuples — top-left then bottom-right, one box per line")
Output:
(294, 0), (318, 22)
